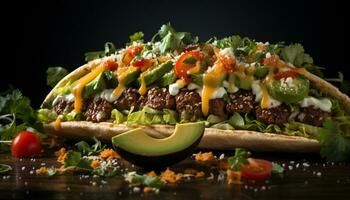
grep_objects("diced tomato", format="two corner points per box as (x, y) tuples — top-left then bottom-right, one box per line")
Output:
(240, 158), (273, 181)
(263, 54), (286, 68)
(123, 45), (144, 65)
(274, 71), (299, 80)
(215, 52), (236, 72)
(104, 59), (118, 71)
(174, 51), (203, 83)
(132, 58), (154, 71)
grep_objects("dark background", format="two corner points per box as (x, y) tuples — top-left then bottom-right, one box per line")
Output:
(1, 0), (348, 107)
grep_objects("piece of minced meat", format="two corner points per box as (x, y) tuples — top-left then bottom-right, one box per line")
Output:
(226, 90), (254, 114)
(84, 97), (113, 122)
(296, 106), (331, 127)
(255, 104), (290, 127)
(140, 87), (175, 110)
(114, 88), (140, 110)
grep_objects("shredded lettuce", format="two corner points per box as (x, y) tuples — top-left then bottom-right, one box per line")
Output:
(37, 108), (57, 123)
(63, 111), (82, 121)
(111, 109), (126, 124)
(126, 106), (178, 125)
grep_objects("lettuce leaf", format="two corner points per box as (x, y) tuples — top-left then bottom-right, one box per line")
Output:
(126, 106), (178, 125)
(111, 109), (126, 124)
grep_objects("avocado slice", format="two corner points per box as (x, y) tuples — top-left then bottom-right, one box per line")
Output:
(157, 69), (177, 86)
(125, 68), (141, 85)
(138, 61), (173, 86)
(112, 122), (205, 167)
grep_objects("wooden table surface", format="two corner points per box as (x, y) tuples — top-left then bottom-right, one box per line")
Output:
(1, 150), (349, 200)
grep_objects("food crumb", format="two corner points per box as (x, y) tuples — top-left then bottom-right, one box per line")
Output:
(227, 169), (241, 184)
(143, 187), (154, 193)
(207, 173), (214, 180)
(55, 147), (67, 164)
(36, 167), (48, 175)
(99, 148), (120, 160)
(133, 187), (140, 193)
(147, 171), (157, 177)
(195, 152), (214, 162)
(160, 168), (183, 183)
(316, 172), (322, 177)
(90, 160), (100, 169)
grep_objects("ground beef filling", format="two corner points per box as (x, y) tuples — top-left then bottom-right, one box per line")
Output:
(70, 86), (329, 128)
(140, 87), (175, 110)
(226, 90), (254, 114)
(297, 107), (331, 127)
(175, 90), (203, 118)
(255, 104), (291, 127)
(114, 88), (140, 110)
(53, 99), (73, 115)
(84, 98), (113, 122)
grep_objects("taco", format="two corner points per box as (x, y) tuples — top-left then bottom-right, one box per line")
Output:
(39, 24), (350, 156)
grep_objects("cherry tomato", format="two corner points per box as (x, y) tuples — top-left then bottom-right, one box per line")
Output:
(11, 131), (42, 158)
(123, 45), (144, 65)
(174, 51), (203, 83)
(240, 158), (273, 181)
(274, 71), (298, 80)
(132, 58), (154, 71)
(104, 59), (118, 71)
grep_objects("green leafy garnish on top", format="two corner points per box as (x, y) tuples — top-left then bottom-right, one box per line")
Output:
(46, 67), (69, 88)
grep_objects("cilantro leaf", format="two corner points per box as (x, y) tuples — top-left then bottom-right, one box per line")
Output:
(64, 151), (82, 167)
(126, 171), (164, 189)
(152, 23), (198, 55)
(84, 42), (116, 62)
(129, 32), (144, 42)
(93, 160), (118, 177)
(325, 72), (350, 95)
(227, 148), (251, 171)
(0, 89), (43, 151)
(316, 118), (350, 162)
(46, 67), (68, 88)
(75, 137), (106, 156)
(213, 35), (242, 50)
(271, 162), (284, 174)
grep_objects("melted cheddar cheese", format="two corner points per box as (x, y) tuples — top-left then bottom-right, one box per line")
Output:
(71, 65), (106, 112)
(112, 66), (138, 97)
(202, 63), (226, 116)
(138, 72), (147, 95)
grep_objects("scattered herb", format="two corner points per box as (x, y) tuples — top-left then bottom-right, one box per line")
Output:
(126, 171), (164, 189)
(46, 67), (68, 88)
(84, 42), (116, 62)
(75, 137), (106, 156)
(325, 72), (350, 95)
(271, 162), (284, 174)
(129, 32), (144, 42)
(0, 89), (43, 151)
(0, 163), (12, 173)
(227, 148), (251, 171)
(316, 118), (350, 162)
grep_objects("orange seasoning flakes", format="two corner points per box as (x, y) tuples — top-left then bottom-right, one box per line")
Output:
(227, 169), (242, 184)
(99, 148), (120, 160)
(36, 167), (48, 175)
(160, 168), (183, 183)
(195, 151), (214, 162)
(147, 171), (157, 177)
(143, 186), (154, 193)
(195, 171), (205, 178)
(90, 160), (100, 169)
(55, 147), (67, 164)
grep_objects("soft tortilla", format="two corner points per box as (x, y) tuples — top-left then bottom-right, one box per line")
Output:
(41, 60), (350, 152)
